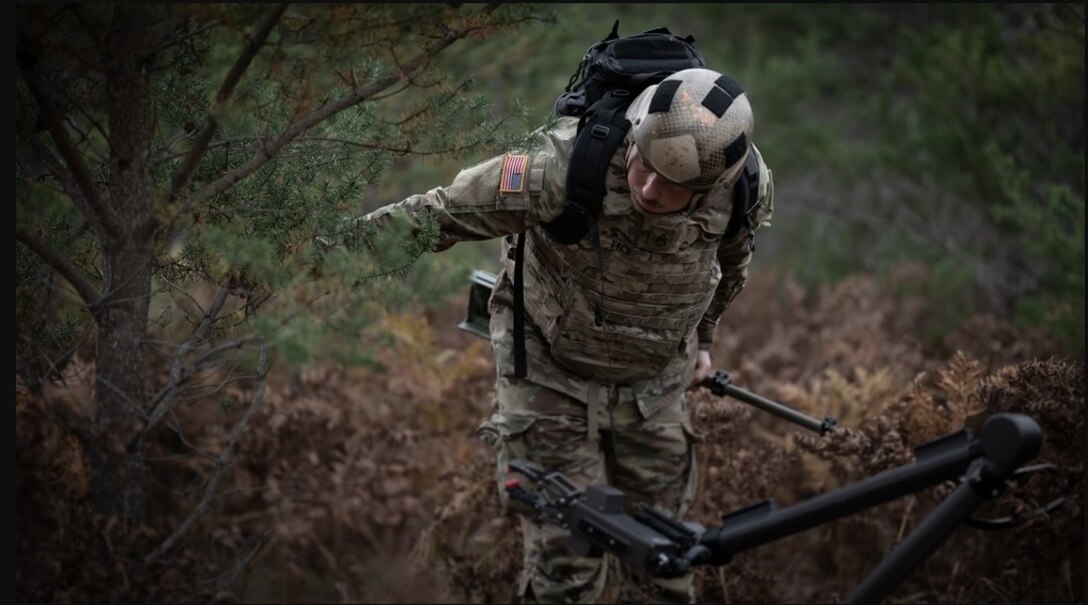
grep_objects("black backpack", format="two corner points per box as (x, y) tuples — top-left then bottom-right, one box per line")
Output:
(545, 21), (707, 245)
(510, 22), (762, 378)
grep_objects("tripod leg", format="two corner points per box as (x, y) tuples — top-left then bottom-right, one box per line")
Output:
(844, 462), (991, 604)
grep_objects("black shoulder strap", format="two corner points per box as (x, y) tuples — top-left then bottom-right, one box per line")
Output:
(542, 89), (634, 245)
(723, 148), (762, 251)
(513, 90), (634, 377)
(513, 232), (527, 377)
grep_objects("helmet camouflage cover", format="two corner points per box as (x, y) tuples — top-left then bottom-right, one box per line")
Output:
(626, 67), (754, 191)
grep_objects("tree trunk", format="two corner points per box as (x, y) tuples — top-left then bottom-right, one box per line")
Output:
(92, 4), (157, 534)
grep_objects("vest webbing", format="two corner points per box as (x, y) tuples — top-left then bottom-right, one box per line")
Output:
(512, 139), (761, 379)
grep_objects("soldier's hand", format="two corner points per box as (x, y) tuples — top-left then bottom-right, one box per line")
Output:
(688, 350), (712, 390)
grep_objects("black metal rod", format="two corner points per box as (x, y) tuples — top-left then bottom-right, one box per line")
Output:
(702, 441), (981, 555)
(721, 383), (826, 433)
(844, 466), (989, 604)
(701, 371), (836, 434)
(844, 414), (1044, 603)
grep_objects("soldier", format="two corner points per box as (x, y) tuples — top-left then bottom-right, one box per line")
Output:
(361, 68), (773, 603)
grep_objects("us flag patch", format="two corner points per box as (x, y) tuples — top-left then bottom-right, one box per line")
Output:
(500, 154), (528, 193)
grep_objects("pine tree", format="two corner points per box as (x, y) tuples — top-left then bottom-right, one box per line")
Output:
(16, 4), (544, 597)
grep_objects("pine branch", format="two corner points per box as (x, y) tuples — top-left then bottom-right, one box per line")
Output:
(16, 227), (101, 312)
(20, 67), (122, 241)
(139, 282), (232, 443)
(20, 130), (104, 236)
(158, 134), (481, 163)
(144, 341), (273, 564)
(170, 5), (498, 231)
(141, 15), (209, 60)
(187, 334), (263, 369)
(161, 4), (289, 213)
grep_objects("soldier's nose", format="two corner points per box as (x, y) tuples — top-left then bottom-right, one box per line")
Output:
(641, 173), (662, 201)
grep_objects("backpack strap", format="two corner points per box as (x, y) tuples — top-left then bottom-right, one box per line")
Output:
(542, 89), (635, 245)
(723, 148), (762, 251)
(513, 90), (635, 377)
(513, 232), (527, 377)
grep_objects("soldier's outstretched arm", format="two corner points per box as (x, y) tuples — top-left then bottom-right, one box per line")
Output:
(345, 145), (567, 253)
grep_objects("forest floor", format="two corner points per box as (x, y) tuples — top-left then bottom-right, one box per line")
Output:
(16, 265), (1084, 604)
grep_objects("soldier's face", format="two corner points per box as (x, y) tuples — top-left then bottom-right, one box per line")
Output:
(625, 145), (697, 214)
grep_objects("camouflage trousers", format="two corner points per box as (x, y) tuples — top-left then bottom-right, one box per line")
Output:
(478, 373), (700, 604)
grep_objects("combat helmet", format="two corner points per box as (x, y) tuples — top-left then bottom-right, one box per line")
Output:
(626, 67), (754, 191)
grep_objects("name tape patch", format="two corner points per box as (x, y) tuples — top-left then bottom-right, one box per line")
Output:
(500, 154), (528, 194)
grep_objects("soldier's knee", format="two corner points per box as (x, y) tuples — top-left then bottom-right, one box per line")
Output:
(525, 557), (607, 604)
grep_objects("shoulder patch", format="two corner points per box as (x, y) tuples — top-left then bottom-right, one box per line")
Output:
(499, 154), (528, 194)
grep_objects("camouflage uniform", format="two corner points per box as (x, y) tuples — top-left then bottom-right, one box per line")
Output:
(365, 117), (773, 603)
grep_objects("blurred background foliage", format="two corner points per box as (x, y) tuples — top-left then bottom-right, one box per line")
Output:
(16, 3), (1083, 380)
(385, 3), (1084, 357)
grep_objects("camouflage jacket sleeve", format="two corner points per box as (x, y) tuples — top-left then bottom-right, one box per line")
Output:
(696, 145), (775, 351)
(355, 131), (569, 252)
